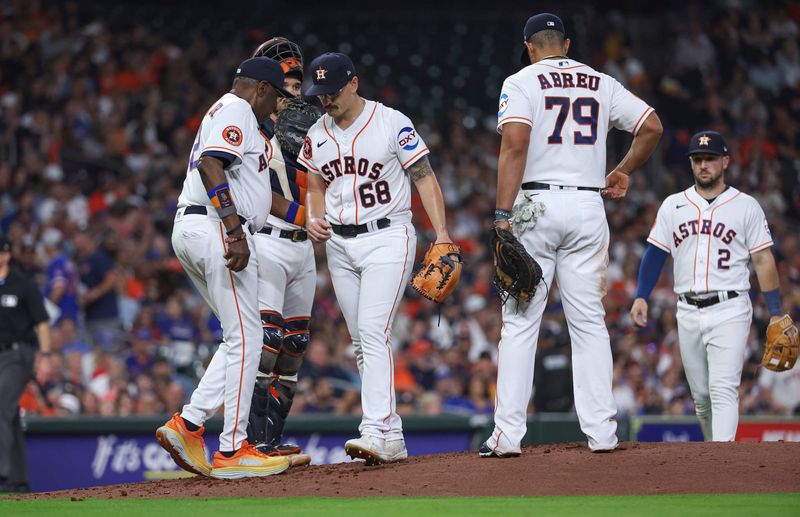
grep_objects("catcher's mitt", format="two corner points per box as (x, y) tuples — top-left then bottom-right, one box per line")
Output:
(761, 314), (799, 372)
(274, 98), (322, 159)
(410, 242), (462, 303)
(490, 226), (542, 303)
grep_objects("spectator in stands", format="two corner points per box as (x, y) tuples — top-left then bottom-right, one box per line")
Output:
(73, 231), (119, 348)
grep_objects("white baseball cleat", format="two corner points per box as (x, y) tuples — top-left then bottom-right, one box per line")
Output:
(385, 438), (408, 461)
(345, 435), (390, 465)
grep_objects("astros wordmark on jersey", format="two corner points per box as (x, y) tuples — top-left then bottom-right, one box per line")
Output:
(648, 186), (773, 293)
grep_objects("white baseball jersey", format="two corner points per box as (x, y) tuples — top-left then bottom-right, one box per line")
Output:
(648, 186), (773, 294)
(178, 93), (273, 233)
(497, 57), (653, 188)
(297, 100), (428, 225)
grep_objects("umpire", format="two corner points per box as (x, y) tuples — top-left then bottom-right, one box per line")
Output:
(0, 235), (52, 493)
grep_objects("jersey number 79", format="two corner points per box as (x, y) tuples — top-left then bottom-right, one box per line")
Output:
(544, 97), (599, 145)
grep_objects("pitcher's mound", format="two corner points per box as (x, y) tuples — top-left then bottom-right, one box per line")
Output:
(26, 442), (800, 499)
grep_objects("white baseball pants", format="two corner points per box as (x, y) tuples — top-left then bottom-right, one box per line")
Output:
(326, 222), (415, 441)
(254, 231), (316, 321)
(488, 190), (618, 453)
(677, 294), (752, 441)
(171, 209), (262, 452)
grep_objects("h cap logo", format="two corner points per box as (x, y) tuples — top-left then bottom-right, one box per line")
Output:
(315, 68), (327, 80)
(698, 134), (711, 146)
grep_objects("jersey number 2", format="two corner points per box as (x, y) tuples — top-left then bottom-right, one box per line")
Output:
(359, 180), (392, 208)
(544, 97), (599, 145)
(717, 249), (731, 270)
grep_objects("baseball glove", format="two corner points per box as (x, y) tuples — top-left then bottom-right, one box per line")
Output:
(274, 98), (321, 159)
(410, 242), (462, 303)
(761, 314), (799, 372)
(490, 226), (542, 303)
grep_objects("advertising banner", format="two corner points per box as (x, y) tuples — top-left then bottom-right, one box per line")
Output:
(26, 431), (471, 492)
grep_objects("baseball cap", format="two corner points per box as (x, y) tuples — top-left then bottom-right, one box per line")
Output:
(687, 130), (729, 157)
(520, 13), (566, 65)
(305, 52), (357, 97)
(235, 57), (292, 98)
(0, 235), (10, 253)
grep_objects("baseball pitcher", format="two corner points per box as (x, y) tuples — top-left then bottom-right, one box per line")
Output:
(482, 13), (663, 457)
(299, 52), (460, 465)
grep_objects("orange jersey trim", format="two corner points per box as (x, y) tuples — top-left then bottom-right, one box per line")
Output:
(401, 147), (430, 169)
(498, 116), (533, 126)
(633, 107), (654, 135)
(350, 102), (379, 224)
(749, 240), (773, 252)
(219, 222), (247, 450)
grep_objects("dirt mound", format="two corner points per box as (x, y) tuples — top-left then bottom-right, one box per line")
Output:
(24, 442), (800, 499)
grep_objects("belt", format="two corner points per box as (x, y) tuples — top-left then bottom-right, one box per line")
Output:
(0, 342), (29, 353)
(183, 206), (252, 234)
(257, 226), (308, 242)
(331, 218), (391, 238)
(522, 181), (600, 192)
(679, 291), (739, 308)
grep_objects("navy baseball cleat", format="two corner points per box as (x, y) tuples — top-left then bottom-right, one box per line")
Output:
(478, 441), (521, 458)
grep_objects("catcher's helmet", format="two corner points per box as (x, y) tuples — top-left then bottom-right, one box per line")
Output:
(253, 37), (304, 80)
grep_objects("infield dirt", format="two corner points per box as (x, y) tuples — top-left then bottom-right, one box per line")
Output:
(23, 442), (800, 499)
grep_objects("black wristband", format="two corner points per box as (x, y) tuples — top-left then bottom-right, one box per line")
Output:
(226, 225), (244, 236)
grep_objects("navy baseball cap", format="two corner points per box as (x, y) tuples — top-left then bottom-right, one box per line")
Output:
(687, 130), (729, 156)
(520, 13), (566, 65)
(235, 57), (292, 98)
(306, 52), (357, 96)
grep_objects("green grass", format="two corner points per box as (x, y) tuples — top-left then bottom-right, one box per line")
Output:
(1, 494), (798, 516)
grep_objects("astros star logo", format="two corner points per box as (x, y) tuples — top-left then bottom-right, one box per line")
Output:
(316, 68), (327, 80)
(698, 134), (711, 146)
(227, 129), (240, 142)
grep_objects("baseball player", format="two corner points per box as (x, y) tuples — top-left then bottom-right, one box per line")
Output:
(246, 37), (318, 458)
(481, 13), (663, 457)
(631, 130), (788, 441)
(299, 52), (454, 464)
(156, 57), (295, 479)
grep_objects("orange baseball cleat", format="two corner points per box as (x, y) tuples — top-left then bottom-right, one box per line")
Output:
(156, 413), (212, 476)
(210, 441), (291, 479)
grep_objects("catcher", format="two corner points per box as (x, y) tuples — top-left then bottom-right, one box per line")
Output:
(245, 37), (321, 464)
(632, 130), (798, 442)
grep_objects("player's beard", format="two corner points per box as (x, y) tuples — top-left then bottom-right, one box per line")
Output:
(694, 166), (724, 189)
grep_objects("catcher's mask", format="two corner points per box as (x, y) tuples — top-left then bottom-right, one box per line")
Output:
(253, 37), (304, 80)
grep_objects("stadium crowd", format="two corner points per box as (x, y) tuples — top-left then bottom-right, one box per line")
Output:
(1, 0), (799, 421)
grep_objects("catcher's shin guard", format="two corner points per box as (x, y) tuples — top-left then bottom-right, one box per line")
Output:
(246, 376), (271, 445)
(265, 317), (310, 449)
(247, 311), (285, 445)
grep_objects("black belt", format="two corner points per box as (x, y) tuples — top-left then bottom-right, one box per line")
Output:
(0, 342), (30, 353)
(257, 226), (308, 242)
(183, 206), (251, 233)
(679, 291), (739, 308)
(331, 218), (391, 238)
(522, 181), (600, 192)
